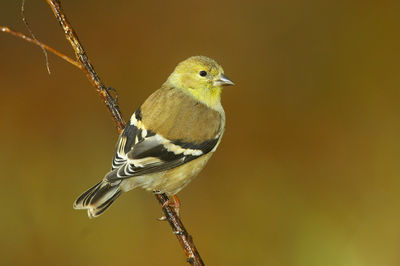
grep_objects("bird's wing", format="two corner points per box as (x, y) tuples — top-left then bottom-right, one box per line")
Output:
(111, 117), (139, 170)
(108, 109), (221, 181)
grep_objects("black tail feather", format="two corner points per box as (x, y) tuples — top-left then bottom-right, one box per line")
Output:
(73, 180), (122, 218)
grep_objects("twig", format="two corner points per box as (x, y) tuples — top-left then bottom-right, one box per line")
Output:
(155, 194), (205, 265)
(21, 0), (51, 74)
(2, 0), (205, 264)
(0, 26), (82, 69)
(45, 0), (126, 133)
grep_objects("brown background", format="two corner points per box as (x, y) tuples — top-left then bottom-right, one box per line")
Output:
(1, 0), (400, 265)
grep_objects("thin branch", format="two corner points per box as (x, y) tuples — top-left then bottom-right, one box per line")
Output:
(21, 0), (51, 74)
(0, 26), (82, 69)
(46, 0), (126, 133)
(155, 194), (205, 265)
(41, 0), (204, 265)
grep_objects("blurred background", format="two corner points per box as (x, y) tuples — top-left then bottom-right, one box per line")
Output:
(1, 0), (400, 265)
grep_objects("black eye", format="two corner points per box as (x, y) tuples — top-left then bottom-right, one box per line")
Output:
(199, 70), (207, 77)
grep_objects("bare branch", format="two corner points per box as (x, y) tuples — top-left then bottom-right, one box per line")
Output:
(21, 0), (51, 74)
(46, 0), (126, 133)
(156, 194), (205, 265)
(0, 26), (82, 69)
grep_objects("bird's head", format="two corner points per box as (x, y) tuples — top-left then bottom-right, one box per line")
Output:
(166, 56), (234, 108)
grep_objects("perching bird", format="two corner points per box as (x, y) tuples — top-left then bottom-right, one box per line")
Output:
(73, 56), (234, 218)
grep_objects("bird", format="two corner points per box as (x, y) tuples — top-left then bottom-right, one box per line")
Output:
(73, 56), (234, 218)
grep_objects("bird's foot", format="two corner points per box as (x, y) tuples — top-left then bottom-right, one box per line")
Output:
(157, 195), (181, 221)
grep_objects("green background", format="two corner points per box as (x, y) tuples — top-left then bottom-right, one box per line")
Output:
(1, 0), (400, 265)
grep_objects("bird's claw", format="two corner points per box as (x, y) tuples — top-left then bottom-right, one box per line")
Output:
(162, 195), (181, 216)
(157, 195), (181, 221)
(157, 215), (167, 221)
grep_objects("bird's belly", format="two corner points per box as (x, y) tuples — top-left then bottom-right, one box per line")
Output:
(121, 153), (213, 195)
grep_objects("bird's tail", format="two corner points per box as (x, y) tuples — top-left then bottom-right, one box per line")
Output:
(73, 179), (122, 218)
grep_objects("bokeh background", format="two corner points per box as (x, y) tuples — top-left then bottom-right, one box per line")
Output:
(1, 0), (400, 265)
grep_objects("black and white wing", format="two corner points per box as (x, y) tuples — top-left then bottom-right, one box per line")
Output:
(111, 111), (140, 170)
(108, 108), (221, 182)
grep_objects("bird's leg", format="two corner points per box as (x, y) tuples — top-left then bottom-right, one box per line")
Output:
(172, 195), (181, 216)
(157, 194), (181, 221)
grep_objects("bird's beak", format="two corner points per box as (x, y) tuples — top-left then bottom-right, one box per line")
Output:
(214, 74), (235, 86)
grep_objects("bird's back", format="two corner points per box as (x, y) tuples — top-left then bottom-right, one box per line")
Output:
(140, 86), (224, 144)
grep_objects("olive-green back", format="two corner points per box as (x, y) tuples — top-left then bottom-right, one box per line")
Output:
(140, 86), (222, 143)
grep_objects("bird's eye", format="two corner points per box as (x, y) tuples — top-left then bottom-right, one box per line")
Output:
(199, 70), (207, 77)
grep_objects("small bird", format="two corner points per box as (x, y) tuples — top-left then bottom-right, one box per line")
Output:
(73, 56), (234, 218)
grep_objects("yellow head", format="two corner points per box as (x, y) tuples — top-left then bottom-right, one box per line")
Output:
(165, 56), (234, 109)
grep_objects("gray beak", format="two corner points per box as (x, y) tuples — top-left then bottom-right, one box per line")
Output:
(214, 74), (235, 86)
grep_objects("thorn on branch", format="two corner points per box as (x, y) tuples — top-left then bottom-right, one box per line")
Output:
(105, 87), (119, 108)
(174, 230), (185, 236)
